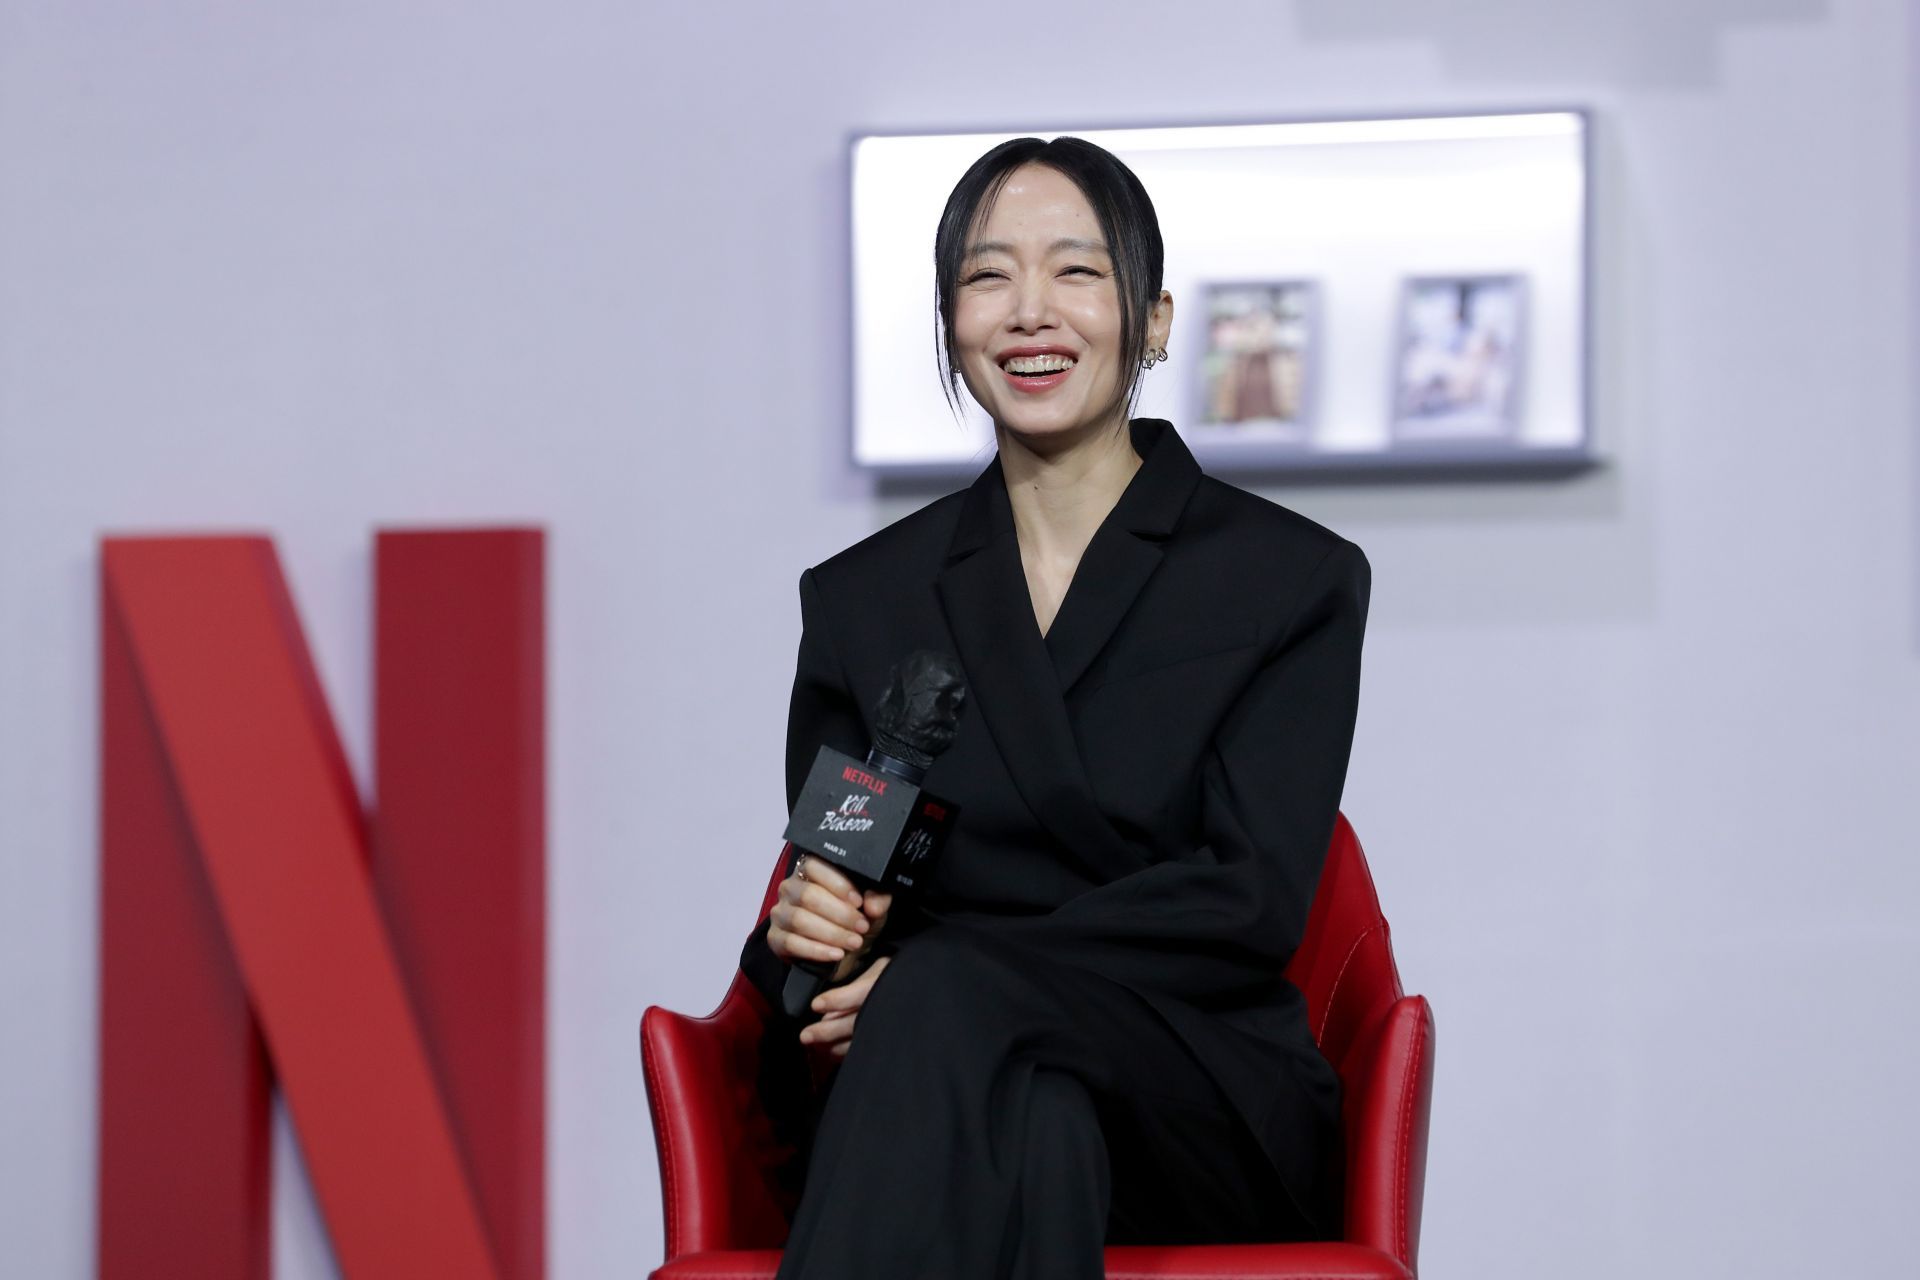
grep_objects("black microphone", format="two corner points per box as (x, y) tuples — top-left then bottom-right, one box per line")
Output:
(780, 650), (968, 1020)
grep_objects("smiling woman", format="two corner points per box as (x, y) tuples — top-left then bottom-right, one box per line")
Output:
(745, 135), (1370, 1279)
(924, 141), (1182, 640)
(933, 140), (1171, 452)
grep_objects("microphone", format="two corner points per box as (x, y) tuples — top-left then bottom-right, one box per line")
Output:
(780, 650), (968, 1020)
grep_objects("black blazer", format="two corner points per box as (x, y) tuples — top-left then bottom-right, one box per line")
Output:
(742, 416), (1371, 1233)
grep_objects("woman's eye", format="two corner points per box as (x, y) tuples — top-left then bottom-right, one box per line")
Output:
(964, 271), (1004, 284)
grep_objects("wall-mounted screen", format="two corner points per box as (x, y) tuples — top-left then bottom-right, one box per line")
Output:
(850, 110), (1591, 478)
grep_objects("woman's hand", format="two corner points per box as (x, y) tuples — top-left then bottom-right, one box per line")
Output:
(766, 854), (893, 985)
(798, 954), (892, 1057)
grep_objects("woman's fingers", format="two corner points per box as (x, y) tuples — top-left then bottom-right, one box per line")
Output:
(803, 881), (870, 935)
(771, 928), (844, 964)
(767, 917), (843, 963)
(799, 1009), (856, 1047)
(810, 954), (890, 1017)
(768, 862), (888, 971)
(795, 857), (865, 910)
(778, 893), (867, 952)
(768, 903), (848, 964)
(799, 955), (891, 1055)
(769, 873), (871, 964)
(779, 871), (871, 932)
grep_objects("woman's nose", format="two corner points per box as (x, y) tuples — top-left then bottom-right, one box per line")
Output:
(1011, 276), (1053, 330)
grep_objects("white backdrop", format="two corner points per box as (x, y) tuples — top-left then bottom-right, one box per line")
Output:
(2, 2), (1916, 1277)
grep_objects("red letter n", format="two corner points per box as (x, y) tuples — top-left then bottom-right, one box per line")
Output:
(99, 530), (544, 1279)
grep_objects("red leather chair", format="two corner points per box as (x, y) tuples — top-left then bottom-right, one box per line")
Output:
(641, 812), (1435, 1279)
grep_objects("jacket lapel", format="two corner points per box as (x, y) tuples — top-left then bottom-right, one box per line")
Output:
(933, 419), (1203, 880)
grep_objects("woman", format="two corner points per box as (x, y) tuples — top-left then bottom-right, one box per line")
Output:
(739, 135), (1371, 1279)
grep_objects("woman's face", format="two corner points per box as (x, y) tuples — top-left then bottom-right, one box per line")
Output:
(953, 163), (1156, 448)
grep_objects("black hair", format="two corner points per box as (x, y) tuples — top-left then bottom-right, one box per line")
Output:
(932, 136), (1165, 428)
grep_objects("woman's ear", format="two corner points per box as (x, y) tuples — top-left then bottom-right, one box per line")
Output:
(1150, 288), (1175, 350)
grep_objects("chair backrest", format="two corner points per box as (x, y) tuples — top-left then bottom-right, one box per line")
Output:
(1285, 813), (1403, 1077)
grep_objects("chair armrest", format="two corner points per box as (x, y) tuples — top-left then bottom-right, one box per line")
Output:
(641, 974), (809, 1261)
(1339, 994), (1436, 1272)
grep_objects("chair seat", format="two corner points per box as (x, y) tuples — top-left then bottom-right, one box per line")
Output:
(649, 1241), (1414, 1280)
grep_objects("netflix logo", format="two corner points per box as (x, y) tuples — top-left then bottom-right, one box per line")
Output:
(839, 763), (888, 795)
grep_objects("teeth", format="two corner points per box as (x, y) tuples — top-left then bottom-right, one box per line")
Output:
(1005, 354), (1075, 374)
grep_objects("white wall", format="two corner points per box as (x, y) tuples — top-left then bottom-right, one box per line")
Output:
(2, 2), (1914, 1276)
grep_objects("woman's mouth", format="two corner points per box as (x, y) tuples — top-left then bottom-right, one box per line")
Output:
(999, 353), (1077, 394)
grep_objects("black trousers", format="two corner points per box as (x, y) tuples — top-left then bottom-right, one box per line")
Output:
(775, 921), (1320, 1280)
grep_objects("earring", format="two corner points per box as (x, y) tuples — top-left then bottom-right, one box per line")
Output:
(1141, 346), (1168, 369)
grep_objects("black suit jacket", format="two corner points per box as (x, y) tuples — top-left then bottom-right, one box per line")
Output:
(741, 417), (1371, 1233)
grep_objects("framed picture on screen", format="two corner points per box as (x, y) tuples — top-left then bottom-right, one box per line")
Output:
(1389, 274), (1528, 444)
(1190, 280), (1319, 451)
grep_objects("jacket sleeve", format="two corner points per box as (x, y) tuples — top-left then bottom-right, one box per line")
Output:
(738, 566), (873, 1016)
(1042, 538), (1372, 1008)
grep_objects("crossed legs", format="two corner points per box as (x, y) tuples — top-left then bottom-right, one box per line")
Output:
(773, 922), (1310, 1279)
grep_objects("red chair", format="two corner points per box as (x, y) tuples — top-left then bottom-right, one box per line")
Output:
(640, 813), (1435, 1279)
